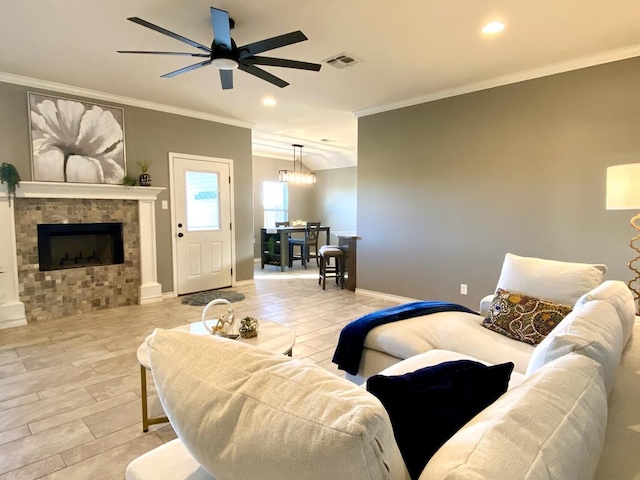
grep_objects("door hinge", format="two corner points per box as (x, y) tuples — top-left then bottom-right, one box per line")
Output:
(228, 176), (231, 184)
(231, 267), (233, 275)
(230, 222), (232, 230)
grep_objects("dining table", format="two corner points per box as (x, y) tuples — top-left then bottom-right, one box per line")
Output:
(261, 226), (331, 272)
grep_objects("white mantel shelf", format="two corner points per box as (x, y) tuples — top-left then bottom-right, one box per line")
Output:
(0, 182), (166, 329)
(5, 181), (164, 200)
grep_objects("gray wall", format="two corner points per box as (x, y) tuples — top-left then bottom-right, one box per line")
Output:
(311, 167), (357, 238)
(0, 81), (253, 291)
(357, 56), (640, 309)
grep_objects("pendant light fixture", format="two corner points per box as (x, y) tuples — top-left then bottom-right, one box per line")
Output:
(279, 144), (316, 185)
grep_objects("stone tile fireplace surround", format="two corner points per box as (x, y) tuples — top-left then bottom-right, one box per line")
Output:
(0, 182), (164, 328)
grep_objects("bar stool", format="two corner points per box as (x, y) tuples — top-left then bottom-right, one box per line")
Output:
(318, 245), (345, 290)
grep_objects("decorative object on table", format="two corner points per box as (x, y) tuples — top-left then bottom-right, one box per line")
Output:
(291, 219), (307, 226)
(122, 175), (137, 186)
(201, 298), (238, 338)
(117, 7), (321, 91)
(137, 159), (154, 186)
(279, 144), (316, 185)
(606, 163), (640, 313)
(0, 162), (20, 207)
(180, 289), (245, 306)
(239, 316), (259, 338)
(28, 92), (126, 184)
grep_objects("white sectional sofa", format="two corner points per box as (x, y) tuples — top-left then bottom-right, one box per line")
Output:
(126, 253), (637, 480)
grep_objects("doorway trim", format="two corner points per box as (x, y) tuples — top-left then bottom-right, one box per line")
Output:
(168, 152), (237, 295)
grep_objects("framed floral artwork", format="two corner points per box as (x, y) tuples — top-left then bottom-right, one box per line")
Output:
(28, 92), (126, 184)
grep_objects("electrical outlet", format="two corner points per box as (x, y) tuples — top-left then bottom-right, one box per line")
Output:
(460, 284), (468, 295)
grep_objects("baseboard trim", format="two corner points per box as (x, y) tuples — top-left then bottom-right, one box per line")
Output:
(355, 288), (418, 304)
(0, 300), (27, 330)
(235, 279), (255, 287)
(162, 291), (178, 299)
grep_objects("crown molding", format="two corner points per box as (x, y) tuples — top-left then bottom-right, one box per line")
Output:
(0, 72), (254, 129)
(354, 44), (640, 118)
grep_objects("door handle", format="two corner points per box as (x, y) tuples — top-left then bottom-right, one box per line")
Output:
(178, 233), (184, 238)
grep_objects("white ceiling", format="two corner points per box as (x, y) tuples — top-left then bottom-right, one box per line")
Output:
(1, 0), (640, 170)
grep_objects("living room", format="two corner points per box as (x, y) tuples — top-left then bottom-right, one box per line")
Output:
(1, 1), (640, 478)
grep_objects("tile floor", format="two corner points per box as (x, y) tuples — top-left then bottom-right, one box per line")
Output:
(0, 264), (397, 479)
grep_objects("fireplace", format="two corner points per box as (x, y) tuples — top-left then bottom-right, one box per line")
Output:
(37, 222), (125, 271)
(0, 182), (164, 327)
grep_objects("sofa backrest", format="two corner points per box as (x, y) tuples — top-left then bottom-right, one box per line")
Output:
(147, 328), (410, 480)
(526, 300), (624, 393)
(421, 353), (607, 480)
(574, 279), (636, 347)
(495, 253), (607, 306)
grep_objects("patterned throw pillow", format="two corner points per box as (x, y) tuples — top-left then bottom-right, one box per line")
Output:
(482, 288), (572, 346)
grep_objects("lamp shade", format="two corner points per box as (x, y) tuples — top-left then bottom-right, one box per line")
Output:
(606, 164), (640, 210)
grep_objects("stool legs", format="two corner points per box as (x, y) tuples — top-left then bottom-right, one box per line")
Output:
(319, 252), (344, 290)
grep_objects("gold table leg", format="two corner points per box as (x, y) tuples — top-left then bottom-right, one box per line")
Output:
(140, 364), (168, 432)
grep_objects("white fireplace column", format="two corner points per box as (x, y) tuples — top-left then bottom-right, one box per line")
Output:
(0, 197), (27, 328)
(138, 198), (162, 304)
(0, 182), (165, 329)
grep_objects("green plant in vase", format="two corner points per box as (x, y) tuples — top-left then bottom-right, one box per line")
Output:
(0, 162), (21, 207)
(122, 175), (137, 186)
(136, 159), (154, 187)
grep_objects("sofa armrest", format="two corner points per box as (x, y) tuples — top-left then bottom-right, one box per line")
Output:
(479, 294), (494, 317)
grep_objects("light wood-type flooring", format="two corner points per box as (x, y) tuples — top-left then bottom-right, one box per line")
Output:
(0, 264), (397, 479)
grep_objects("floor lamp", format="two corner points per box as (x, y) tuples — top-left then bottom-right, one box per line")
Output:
(606, 163), (640, 313)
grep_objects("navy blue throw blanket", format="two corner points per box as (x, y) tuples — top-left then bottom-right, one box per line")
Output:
(332, 301), (482, 375)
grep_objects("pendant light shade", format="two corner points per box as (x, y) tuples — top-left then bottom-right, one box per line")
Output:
(279, 144), (316, 185)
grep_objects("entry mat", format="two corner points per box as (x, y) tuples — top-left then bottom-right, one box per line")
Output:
(180, 289), (245, 306)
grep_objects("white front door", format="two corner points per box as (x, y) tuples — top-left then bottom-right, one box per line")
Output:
(170, 153), (233, 295)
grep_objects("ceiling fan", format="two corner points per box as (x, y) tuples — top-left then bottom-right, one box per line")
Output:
(118, 7), (321, 90)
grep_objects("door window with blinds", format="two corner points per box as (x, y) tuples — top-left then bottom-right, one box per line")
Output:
(262, 181), (288, 227)
(185, 170), (220, 231)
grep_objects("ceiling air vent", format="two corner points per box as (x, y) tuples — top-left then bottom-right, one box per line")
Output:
(323, 53), (361, 70)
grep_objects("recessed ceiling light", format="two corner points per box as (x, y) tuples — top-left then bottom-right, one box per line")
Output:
(482, 21), (505, 34)
(261, 98), (276, 107)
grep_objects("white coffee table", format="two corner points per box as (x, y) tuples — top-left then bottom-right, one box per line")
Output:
(137, 319), (296, 432)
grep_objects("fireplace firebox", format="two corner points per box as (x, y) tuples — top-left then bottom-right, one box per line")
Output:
(37, 223), (125, 271)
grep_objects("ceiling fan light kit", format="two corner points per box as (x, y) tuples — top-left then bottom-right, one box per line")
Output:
(211, 58), (238, 70)
(118, 7), (321, 90)
(279, 144), (316, 185)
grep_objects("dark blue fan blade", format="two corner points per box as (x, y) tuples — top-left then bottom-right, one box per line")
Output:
(161, 59), (212, 78)
(127, 17), (211, 53)
(239, 31), (307, 58)
(238, 63), (289, 88)
(117, 51), (210, 57)
(211, 7), (232, 50)
(220, 70), (233, 89)
(242, 56), (321, 71)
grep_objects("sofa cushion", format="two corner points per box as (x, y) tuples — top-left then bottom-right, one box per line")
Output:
(482, 288), (572, 346)
(526, 300), (623, 393)
(126, 439), (212, 480)
(147, 329), (410, 480)
(367, 360), (513, 480)
(574, 280), (636, 347)
(420, 353), (607, 480)
(364, 311), (534, 374)
(496, 253), (607, 306)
